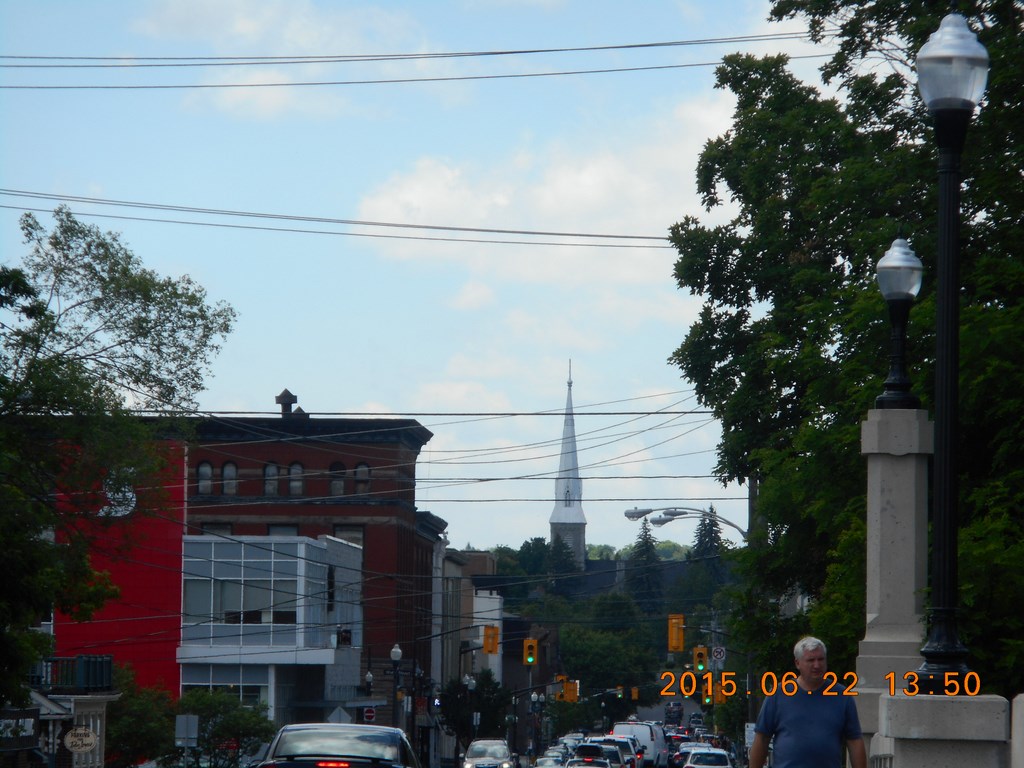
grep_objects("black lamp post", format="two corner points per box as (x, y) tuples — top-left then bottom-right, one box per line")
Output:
(875, 237), (923, 409)
(463, 674), (477, 740)
(391, 643), (403, 728)
(914, 9), (989, 692)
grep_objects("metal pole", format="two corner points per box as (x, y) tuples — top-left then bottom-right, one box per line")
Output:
(918, 107), (971, 690)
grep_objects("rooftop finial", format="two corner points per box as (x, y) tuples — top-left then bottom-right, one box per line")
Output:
(568, 359), (572, 388)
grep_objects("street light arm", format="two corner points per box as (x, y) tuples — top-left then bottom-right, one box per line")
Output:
(628, 506), (748, 540)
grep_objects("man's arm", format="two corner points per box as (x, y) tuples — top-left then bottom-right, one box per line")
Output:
(748, 732), (770, 768)
(847, 737), (867, 768)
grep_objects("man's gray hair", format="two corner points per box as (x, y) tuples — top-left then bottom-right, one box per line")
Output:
(793, 636), (826, 660)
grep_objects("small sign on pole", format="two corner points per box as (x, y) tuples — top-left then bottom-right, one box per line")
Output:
(363, 707), (376, 722)
(175, 714), (199, 748)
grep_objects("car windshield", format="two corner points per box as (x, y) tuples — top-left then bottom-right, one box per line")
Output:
(688, 755), (728, 766)
(275, 731), (400, 761)
(466, 744), (509, 759)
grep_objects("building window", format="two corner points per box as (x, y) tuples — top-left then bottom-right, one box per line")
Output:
(197, 462), (213, 494)
(354, 463), (370, 495)
(288, 462), (304, 496)
(222, 462), (238, 495)
(329, 462), (346, 497)
(264, 463), (279, 496)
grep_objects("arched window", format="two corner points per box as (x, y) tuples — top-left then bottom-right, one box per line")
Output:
(263, 463), (279, 496)
(329, 462), (346, 497)
(222, 462), (238, 495)
(197, 462), (213, 495)
(288, 462), (304, 496)
(354, 463), (370, 495)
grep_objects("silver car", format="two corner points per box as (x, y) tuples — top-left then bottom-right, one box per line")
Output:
(462, 740), (515, 768)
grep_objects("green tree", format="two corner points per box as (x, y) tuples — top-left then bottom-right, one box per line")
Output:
(586, 544), (617, 561)
(439, 669), (510, 752)
(625, 520), (663, 614)
(668, 0), (1023, 693)
(691, 508), (726, 560)
(1, 208), (235, 704)
(170, 689), (276, 768)
(518, 538), (549, 576)
(654, 540), (689, 561)
(105, 666), (176, 768)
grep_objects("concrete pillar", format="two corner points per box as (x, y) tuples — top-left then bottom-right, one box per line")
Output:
(881, 694), (1010, 767)
(856, 409), (933, 752)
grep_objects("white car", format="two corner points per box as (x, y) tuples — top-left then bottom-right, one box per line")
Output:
(679, 748), (732, 768)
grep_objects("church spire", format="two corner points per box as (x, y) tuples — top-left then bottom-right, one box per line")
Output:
(550, 361), (586, 567)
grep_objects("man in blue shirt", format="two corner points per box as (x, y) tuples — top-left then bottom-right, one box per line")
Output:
(748, 636), (866, 768)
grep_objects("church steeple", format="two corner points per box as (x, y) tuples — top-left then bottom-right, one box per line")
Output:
(549, 362), (586, 568)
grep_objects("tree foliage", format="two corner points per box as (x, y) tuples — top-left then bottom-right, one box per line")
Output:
(168, 689), (276, 768)
(0, 208), (235, 703)
(625, 520), (663, 613)
(105, 665), (176, 768)
(668, 1), (1023, 693)
(439, 668), (511, 752)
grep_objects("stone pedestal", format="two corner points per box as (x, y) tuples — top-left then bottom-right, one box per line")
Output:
(881, 694), (1010, 767)
(856, 409), (933, 749)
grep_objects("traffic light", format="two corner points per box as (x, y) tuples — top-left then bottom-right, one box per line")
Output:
(555, 674), (568, 701)
(713, 683), (727, 705)
(693, 645), (708, 673)
(616, 685), (624, 699)
(667, 614), (685, 652)
(702, 680), (712, 706)
(566, 680), (579, 703)
(483, 625), (499, 654)
(523, 638), (538, 665)
(631, 687), (639, 701)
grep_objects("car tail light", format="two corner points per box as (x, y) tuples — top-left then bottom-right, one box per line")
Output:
(316, 762), (351, 768)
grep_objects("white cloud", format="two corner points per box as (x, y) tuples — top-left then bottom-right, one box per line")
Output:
(449, 280), (496, 309)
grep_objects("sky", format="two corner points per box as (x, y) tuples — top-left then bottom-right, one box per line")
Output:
(1, 0), (830, 552)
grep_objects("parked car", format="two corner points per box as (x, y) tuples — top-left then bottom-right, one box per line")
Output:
(462, 740), (516, 768)
(536, 759), (564, 768)
(255, 723), (419, 768)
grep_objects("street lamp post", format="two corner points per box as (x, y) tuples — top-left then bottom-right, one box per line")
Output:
(463, 674), (477, 740)
(874, 237), (924, 409)
(391, 643), (403, 728)
(915, 9), (988, 691)
(624, 507), (748, 540)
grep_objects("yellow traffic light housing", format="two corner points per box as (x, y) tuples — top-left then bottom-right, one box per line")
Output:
(667, 614), (685, 652)
(523, 638), (538, 665)
(483, 625), (499, 654)
(693, 645), (708, 673)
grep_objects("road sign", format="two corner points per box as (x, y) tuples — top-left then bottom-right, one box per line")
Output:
(364, 707), (376, 722)
(64, 727), (97, 754)
(712, 646), (726, 661)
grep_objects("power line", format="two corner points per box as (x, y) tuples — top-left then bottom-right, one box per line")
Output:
(0, 54), (832, 90)
(0, 33), (817, 68)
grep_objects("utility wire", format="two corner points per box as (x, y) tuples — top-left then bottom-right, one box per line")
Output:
(0, 189), (667, 242)
(0, 33), (818, 68)
(0, 54), (832, 90)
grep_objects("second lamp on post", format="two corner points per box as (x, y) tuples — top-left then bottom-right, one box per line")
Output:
(875, 237), (923, 409)
(391, 644), (403, 728)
